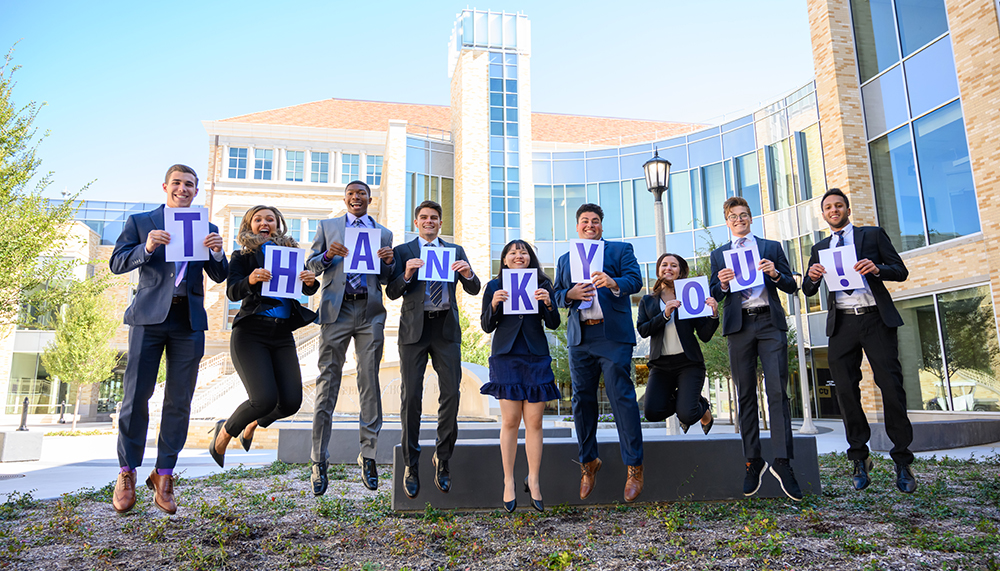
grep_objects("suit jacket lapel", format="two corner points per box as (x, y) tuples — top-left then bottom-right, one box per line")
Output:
(853, 226), (865, 258)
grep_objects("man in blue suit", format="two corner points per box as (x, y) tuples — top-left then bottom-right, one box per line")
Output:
(109, 165), (228, 514)
(554, 203), (644, 502)
(709, 196), (801, 501)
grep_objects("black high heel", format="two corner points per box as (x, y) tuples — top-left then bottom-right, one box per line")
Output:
(209, 419), (226, 468)
(524, 476), (544, 512)
(503, 496), (517, 513)
(239, 428), (253, 452)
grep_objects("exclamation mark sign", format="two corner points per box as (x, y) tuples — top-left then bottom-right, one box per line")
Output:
(832, 251), (850, 287)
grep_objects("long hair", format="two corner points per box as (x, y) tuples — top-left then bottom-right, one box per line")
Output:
(496, 239), (552, 286)
(652, 252), (689, 294)
(237, 205), (298, 253)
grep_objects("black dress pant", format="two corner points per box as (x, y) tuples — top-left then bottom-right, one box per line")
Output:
(644, 353), (709, 425)
(829, 311), (914, 465)
(225, 317), (303, 437)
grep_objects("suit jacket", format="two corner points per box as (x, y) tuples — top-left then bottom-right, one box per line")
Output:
(305, 215), (394, 325)
(801, 225), (907, 336)
(227, 249), (319, 330)
(385, 237), (482, 345)
(552, 240), (643, 347)
(709, 236), (797, 336)
(636, 294), (719, 363)
(110, 205), (228, 330)
(480, 276), (560, 356)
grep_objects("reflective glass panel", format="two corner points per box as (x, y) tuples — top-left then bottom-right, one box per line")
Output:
(552, 160), (585, 184)
(904, 37), (959, 118)
(599, 182), (622, 239)
(688, 136), (722, 167)
(565, 184), (586, 238)
(851, 0), (901, 83)
(622, 180), (635, 238)
(896, 295), (945, 410)
(586, 157), (619, 182)
(619, 153), (649, 181)
(701, 163), (727, 227)
(634, 178), (654, 237)
(723, 125), (755, 158)
(552, 185), (566, 241)
(896, 0), (949, 57)
(939, 286), (1000, 412)
(669, 172), (692, 232)
(871, 126), (925, 251)
(862, 65), (908, 140)
(660, 146), (687, 171)
(736, 153), (762, 216)
(690, 170), (703, 228)
(767, 140), (795, 211)
(664, 231), (695, 259)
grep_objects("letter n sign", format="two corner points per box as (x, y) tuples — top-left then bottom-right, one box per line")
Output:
(264, 246), (305, 299)
(419, 247), (456, 282)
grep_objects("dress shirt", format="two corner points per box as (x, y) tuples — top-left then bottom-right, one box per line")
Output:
(658, 299), (684, 356)
(828, 224), (878, 309)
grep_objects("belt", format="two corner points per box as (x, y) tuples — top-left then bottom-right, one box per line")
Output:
(425, 310), (448, 319)
(839, 305), (879, 315)
(581, 319), (604, 326)
(344, 292), (368, 301)
(171, 296), (187, 305)
(742, 306), (770, 315)
(248, 315), (288, 324)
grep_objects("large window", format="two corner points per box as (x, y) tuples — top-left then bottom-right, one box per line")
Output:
(311, 152), (329, 183)
(366, 154), (383, 186)
(286, 150), (304, 182)
(254, 149), (273, 180)
(6, 353), (60, 414)
(341, 153), (360, 183)
(228, 147), (247, 179)
(406, 173), (455, 236)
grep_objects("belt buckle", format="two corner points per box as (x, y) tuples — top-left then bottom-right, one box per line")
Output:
(851, 307), (864, 315)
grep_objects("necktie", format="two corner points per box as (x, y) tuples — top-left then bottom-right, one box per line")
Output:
(835, 230), (855, 295)
(347, 218), (365, 291)
(425, 241), (444, 308)
(175, 261), (188, 288)
(736, 238), (751, 301)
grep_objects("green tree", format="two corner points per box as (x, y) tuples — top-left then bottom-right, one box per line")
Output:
(459, 309), (490, 367)
(0, 47), (81, 328)
(41, 275), (121, 431)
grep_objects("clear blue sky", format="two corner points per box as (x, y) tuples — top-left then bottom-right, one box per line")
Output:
(2, 0), (814, 204)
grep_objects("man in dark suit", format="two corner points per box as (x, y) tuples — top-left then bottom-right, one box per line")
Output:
(306, 180), (394, 495)
(802, 188), (916, 493)
(109, 164), (228, 514)
(386, 200), (481, 498)
(553, 203), (645, 503)
(709, 196), (801, 501)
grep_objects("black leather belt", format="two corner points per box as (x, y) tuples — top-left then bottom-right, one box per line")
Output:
(582, 319), (604, 326)
(425, 310), (448, 319)
(839, 305), (879, 315)
(742, 306), (770, 315)
(248, 315), (288, 324)
(171, 296), (187, 305)
(344, 292), (367, 301)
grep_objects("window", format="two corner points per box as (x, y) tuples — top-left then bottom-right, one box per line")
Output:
(288, 218), (301, 242)
(311, 152), (329, 183)
(307, 219), (319, 242)
(850, 0), (900, 83)
(254, 149), (273, 180)
(286, 151), (304, 182)
(228, 147), (247, 179)
(366, 155), (383, 186)
(766, 140), (795, 211)
(405, 173), (456, 236)
(231, 215), (243, 253)
(341, 153), (360, 183)
(226, 300), (240, 330)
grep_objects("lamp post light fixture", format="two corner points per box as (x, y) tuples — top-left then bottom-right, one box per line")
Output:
(643, 149), (671, 258)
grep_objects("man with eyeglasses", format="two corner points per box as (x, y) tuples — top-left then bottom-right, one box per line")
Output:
(709, 197), (801, 501)
(801, 188), (916, 494)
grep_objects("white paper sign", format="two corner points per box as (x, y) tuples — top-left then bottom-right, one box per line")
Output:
(263, 246), (305, 299)
(723, 246), (764, 293)
(419, 246), (456, 282)
(502, 269), (538, 315)
(343, 228), (382, 275)
(675, 276), (714, 319)
(819, 245), (865, 292)
(569, 239), (604, 283)
(164, 207), (210, 262)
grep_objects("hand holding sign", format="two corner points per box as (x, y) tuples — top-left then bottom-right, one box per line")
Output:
(723, 247), (764, 293)
(343, 228), (382, 275)
(419, 247), (456, 282)
(164, 207), (210, 262)
(263, 246), (306, 299)
(818, 245), (864, 292)
(502, 269), (538, 315)
(675, 276), (715, 319)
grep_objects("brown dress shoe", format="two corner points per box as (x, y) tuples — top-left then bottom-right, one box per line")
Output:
(146, 469), (177, 514)
(624, 465), (644, 502)
(579, 458), (602, 500)
(112, 470), (137, 513)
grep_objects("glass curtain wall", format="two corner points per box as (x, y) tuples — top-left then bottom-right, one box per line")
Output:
(405, 137), (455, 239)
(489, 51), (521, 276)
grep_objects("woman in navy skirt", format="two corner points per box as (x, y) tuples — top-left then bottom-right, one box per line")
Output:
(480, 240), (561, 512)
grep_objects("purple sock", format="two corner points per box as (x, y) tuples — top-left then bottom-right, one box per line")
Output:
(120, 466), (134, 474)
(156, 468), (173, 476)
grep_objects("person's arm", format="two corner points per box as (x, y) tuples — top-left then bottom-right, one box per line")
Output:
(771, 242), (798, 294)
(456, 246), (481, 295)
(204, 223), (229, 284)
(611, 243), (643, 296)
(871, 227), (908, 282)
(306, 221), (334, 274)
(226, 252), (256, 302)
(385, 245), (412, 300)
(481, 281), (501, 333)
(551, 258), (573, 309)
(377, 228), (395, 285)
(540, 281), (561, 330)
(708, 250), (727, 303)
(694, 314), (720, 343)
(109, 214), (153, 275)
(801, 245), (823, 297)
(636, 296), (668, 339)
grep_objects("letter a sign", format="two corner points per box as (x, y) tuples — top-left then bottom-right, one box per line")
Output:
(723, 247), (764, 293)
(502, 269), (538, 315)
(164, 207), (210, 262)
(263, 246), (305, 299)
(420, 247), (456, 282)
(343, 228), (381, 275)
(569, 239), (603, 283)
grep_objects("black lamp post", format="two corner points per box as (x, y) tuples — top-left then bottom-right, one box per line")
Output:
(642, 149), (672, 257)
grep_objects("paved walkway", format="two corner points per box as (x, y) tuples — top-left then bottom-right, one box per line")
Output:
(2, 419), (998, 500)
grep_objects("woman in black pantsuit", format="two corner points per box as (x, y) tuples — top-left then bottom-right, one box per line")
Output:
(637, 253), (719, 434)
(210, 205), (319, 467)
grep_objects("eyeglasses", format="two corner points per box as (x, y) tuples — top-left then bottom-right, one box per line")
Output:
(726, 213), (751, 222)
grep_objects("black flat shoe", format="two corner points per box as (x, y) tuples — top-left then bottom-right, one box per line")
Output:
(239, 429), (253, 452)
(524, 476), (544, 512)
(503, 496), (516, 513)
(678, 420), (690, 434)
(208, 420), (226, 468)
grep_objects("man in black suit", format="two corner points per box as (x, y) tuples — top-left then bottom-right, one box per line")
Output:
(802, 188), (916, 493)
(386, 200), (481, 498)
(109, 164), (228, 514)
(709, 196), (801, 501)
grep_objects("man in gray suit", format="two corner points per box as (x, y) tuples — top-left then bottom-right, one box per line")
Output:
(306, 180), (394, 495)
(386, 200), (481, 499)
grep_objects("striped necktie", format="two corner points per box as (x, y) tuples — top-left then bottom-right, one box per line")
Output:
(347, 217), (365, 290)
(425, 240), (444, 307)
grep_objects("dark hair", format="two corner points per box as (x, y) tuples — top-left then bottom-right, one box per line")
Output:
(821, 188), (850, 209)
(237, 205), (298, 252)
(414, 200), (442, 219)
(652, 253), (689, 294)
(164, 164), (198, 188)
(723, 196), (750, 218)
(575, 203), (604, 222)
(345, 180), (371, 193)
(497, 240), (552, 286)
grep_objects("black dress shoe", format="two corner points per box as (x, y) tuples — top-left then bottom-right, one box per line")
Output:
(311, 461), (328, 496)
(432, 454), (451, 493)
(359, 455), (378, 491)
(239, 429), (253, 452)
(404, 466), (420, 499)
(852, 457), (873, 491)
(503, 496), (516, 513)
(524, 476), (544, 512)
(209, 420), (226, 468)
(895, 462), (917, 494)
